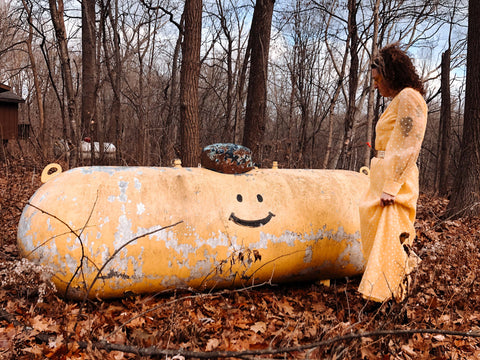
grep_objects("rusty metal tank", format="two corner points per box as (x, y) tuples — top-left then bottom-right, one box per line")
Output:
(17, 161), (369, 299)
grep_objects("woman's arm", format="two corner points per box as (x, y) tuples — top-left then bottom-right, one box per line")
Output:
(382, 88), (428, 196)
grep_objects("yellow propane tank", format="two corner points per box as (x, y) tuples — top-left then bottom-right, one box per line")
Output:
(18, 163), (369, 299)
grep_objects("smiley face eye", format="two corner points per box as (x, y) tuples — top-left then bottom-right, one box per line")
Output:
(257, 194), (263, 202)
(237, 194), (243, 202)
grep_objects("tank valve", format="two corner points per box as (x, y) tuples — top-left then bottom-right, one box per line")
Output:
(173, 159), (182, 168)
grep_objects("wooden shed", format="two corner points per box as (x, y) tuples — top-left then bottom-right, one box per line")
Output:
(0, 82), (26, 140)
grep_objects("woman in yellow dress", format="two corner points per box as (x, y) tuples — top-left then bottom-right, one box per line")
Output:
(358, 43), (428, 302)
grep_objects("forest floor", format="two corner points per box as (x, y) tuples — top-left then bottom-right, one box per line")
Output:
(1, 159), (480, 359)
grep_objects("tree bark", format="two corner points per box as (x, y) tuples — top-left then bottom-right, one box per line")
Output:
(338, 0), (359, 170)
(446, 0), (480, 218)
(100, 0), (122, 163)
(22, 0), (46, 155)
(161, 28), (182, 165)
(48, 0), (80, 163)
(322, 9), (348, 170)
(234, 38), (251, 145)
(438, 49), (452, 197)
(243, 0), (275, 164)
(180, 0), (202, 167)
(364, 0), (380, 167)
(82, 0), (97, 163)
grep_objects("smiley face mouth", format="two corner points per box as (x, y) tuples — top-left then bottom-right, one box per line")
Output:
(229, 212), (275, 227)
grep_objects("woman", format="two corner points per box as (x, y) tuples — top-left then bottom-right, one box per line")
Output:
(358, 43), (428, 302)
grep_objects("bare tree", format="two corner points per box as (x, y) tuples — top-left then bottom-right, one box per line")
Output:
(100, 0), (122, 163)
(446, 0), (480, 218)
(160, 28), (182, 165)
(82, 0), (97, 163)
(321, 6), (349, 169)
(243, 0), (275, 163)
(437, 48), (451, 196)
(21, 0), (46, 154)
(180, 0), (202, 167)
(364, 0), (380, 167)
(437, 1), (465, 196)
(48, 0), (80, 162)
(337, 0), (359, 171)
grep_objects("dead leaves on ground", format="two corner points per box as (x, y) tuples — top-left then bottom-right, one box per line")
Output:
(2, 161), (480, 359)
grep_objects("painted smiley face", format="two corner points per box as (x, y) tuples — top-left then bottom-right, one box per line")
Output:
(228, 193), (276, 227)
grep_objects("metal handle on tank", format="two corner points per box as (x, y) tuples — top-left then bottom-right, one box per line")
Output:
(41, 163), (63, 183)
(359, 166), (370, 176)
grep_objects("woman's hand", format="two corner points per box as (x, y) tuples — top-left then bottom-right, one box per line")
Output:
(380, 192), (395, 206)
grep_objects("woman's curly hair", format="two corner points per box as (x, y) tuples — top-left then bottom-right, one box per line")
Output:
(371, 43), (426, 96)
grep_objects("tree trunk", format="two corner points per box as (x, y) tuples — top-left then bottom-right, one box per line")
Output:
(364, 0), (380, 167)
(446, 0), (480, 218)
(82, 0), (97, 164)
(100, 0), (122, 164)
(338, 0), (359, 170)
(234, 38), (251, 145)
(22, 0), (46, 156)
(243, 0), (275, 164)
(48, 0), (80, 163)
(180, 0), (202, 167)
(161, 27), (182, 165)
(438, 49), (452, 197)
(322, 11), (348, 169)
(216, 0), (235, 143)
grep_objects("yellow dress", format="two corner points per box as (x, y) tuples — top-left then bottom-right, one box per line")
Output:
(358, 87), (428, 302)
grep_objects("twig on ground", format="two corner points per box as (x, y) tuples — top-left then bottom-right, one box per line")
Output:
(78, 328), (480, 359)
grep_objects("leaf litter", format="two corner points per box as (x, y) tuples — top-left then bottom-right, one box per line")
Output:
(1, 160), (480, 359)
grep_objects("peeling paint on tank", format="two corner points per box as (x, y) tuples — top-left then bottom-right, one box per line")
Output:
(47, 218), (54, 232)
(160, 275), (183, 288)
(303, 246), (313, 263)
(191, 258), (213, 277)
(114, 213), (135, 249)
(136, 203), (145, 215)
(195, 231), (231, 249)
(37, 193), (48, 203)
(64, 252), (80, 275)
(17, 223), (33, 253)
(134, 177), (141, 190)
(337, 239), (364, 271)
(254, 231), (300, 249)
(118, 181), (129, 202)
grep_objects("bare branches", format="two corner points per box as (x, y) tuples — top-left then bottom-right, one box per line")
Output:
(77, 328), (480, 358)
(139, 0), (182, 32)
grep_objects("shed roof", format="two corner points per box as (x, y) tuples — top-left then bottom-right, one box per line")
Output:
(0, 83), (25, 103)
(0, 83), (11, 93)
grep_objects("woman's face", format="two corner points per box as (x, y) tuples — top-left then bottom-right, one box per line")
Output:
(372, 68), (397, 98)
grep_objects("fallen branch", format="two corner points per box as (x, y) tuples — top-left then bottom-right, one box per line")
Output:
(80, 328), (480, 359)
(0, 308), (23, 327)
